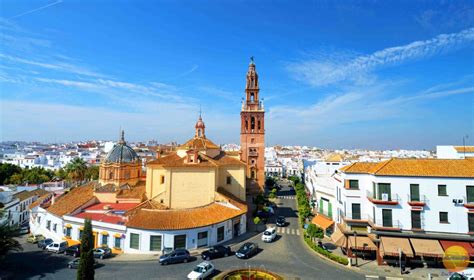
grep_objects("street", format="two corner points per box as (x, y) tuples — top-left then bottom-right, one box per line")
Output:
(1, 183), (364, 280)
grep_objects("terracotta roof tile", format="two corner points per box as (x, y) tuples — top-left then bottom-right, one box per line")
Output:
(178, 137), (220, 150)
(28, 193), (53, 209)
(116, 183), (146, 200)
(148, 151), (245, 168)
(340, 158), (474, 178)
(47, 183), (95, 216)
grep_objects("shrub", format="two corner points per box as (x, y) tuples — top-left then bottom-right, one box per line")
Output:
(306, 223), (324, 240)
(304, 236), (348, 266)
(268, 192), (276, 199)
(253, 217), (261, 225)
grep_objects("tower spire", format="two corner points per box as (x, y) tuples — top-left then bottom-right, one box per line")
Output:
(119, 129), (125, 144)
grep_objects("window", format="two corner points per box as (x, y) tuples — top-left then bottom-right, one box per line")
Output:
(160, 175), (165, 184)
(217, 226), (225, 242)
(251, 138), (255, 144)
(37, 216), (41, 224)
(114, 237), (121, 249)
(411, 211), (421, 229)
(382, 209), (393, 227)
(150, 235), (162, 251)
(65, 227), (71, 237)
(351, 203), (361, 220)
(102, 234), (108, 246)
(46, 220), (51, 230)
(258, 120), (261, 130)
(124, 171), (130, 179)
(79, 230), (83, 239)
(250, 93), (255, 102)
(130, 233), (140, 249)
(469, 213), (474, 232)
(410, 184), (420, 201)
(439, 212), (449, 223)
(467, 186), (474, 203)
(226, 176), (232, 185)
(377, 183), (391, 200)
(174, 234), (186, 249)
(53, 224), (57, 232)
(348, 180), (359, 190)
(251, 117), (255, 130)
(438, 185), (447, 196)
(109, 172), (113, 180)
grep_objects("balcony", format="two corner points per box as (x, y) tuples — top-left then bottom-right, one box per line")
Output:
(407, 194), (428, 207)
(342, 211), (370, 223)
(366, 190), (400, 205)
(463, 196), (474, 209)
(367, 214), (402, 231)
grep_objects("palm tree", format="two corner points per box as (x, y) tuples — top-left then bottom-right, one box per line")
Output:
(65, 158), (88, 184)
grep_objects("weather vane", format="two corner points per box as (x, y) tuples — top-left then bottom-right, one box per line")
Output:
(250, 56), (254, 63)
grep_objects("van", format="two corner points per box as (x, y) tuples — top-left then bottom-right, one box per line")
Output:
(46, 241), (68, 253)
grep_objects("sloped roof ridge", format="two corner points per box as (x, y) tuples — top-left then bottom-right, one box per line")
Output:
(371, 158), (394, 174)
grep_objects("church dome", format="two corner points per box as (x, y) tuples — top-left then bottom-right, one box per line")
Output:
(195, 116), (205, 129)
(104, 131), (140, 163)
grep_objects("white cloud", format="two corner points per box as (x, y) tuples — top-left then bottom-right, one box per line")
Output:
(288, 28), (474, 87)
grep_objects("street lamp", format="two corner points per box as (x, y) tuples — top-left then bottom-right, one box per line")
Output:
(354, 232), (358, 267)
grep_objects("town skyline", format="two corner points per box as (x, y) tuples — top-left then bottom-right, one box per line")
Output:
(1, 1), (473, 150)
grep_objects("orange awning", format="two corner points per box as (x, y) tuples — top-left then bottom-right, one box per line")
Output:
(380, 237), (414, 258)
(440, 240), (474, 257)
(348, 236), (377, 251)
(311, 215), (334, 230)
(65, 239), (81, 246)
(410, 238), (444, 258)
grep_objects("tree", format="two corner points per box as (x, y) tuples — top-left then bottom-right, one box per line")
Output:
(66, 158), (88, 183)
(306, 223), (324, 242)
(54, 168), (68, 180)
(253, 217), (261, 232)
(85, 165), (99, 181)
(0, 210), (22, 257)
(0, 163), (21, 185)
(77, 219), (95, 280)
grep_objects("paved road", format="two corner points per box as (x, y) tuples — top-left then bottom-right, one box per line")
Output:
(2, 182), (364, 280)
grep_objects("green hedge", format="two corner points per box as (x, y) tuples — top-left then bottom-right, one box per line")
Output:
(294, 182), (311, 224)
(304, 236), (349, 265)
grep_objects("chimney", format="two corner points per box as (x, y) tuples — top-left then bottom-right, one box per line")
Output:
(51, 194), (56, 205)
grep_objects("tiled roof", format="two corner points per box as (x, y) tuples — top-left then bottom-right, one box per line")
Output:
(84, 203), (139, 211)
(324, 153), (343, 162)
(340, 158), (474, 178)
(454, 146), (474, 153)
(126, 190), (247, 230)
(29, 193), (53, 209)
(47, 183), (96, 217)
(13, 191), (31, 201)
(148, 151), (244, 168)
(74, 212), (125, 225)
(116, 183), (146, 199)
(178, 137), (220, 150)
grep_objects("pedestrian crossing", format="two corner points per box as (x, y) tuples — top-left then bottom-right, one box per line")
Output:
(275, 227), (300, 236)
(277, 195), (295, 200)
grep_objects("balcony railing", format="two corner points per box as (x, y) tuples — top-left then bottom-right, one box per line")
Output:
(462, 196), (474, 209)
(342, 211), (370, 222)
(407, 194), (428, 206)
(367, 214), (402, 230)
(366, 190), (400, 205)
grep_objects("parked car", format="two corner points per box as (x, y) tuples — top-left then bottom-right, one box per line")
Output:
(261, 227), (277, 243)
(67, 258), (99, 269)
(27, 234), (44, 244)
(64, 244), (81, 257)
(38, 238), (53, 249)
(187, 261), (215, 280)
(201, 245), (231, 260)
(159, 249), (191, 265)
(448, 269), (474, 280)
(276, 216), (286, 227)
(93, 247), (112, 259)
(235, 242), (259, 259)
(45, 241), (68, 253)
(19, 226), (29, 235)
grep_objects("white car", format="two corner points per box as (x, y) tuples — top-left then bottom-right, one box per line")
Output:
(46, 241), (68, 253)
(187, 261), (215, 280)
(261, 227), (277, 242)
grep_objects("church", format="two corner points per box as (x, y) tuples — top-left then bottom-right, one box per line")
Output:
(28, 59), (265, 254)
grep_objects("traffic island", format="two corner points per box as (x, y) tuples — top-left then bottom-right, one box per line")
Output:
(212, 268), (284, 280)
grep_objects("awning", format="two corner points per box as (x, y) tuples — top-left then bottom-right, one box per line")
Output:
(114, 233), (122, 238)
(440, 240), (474, 257)
(65, 239), (81, 246)
(380, 237), (414, 258)
(348, 236), (377, 251)
(101, 231), (109, 236)
(311, 215), (334, 230)
(410, 238), (444, 258)
(64, 224), (72, 228)
(331, 227), (345, 245)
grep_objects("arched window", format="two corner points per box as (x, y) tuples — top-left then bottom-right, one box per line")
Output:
(250, 93), (254, 102)
(258, 120), (261, 130)
(108, 172), (113, 180)
(251, 117), (255, 130)
(198, 129), (202, 137)
(251, 169), (256, 179)
(245, 120), (249, 131)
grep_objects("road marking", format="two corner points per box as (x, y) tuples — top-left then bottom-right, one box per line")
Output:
(365, 276), (379, 279)
(278, 195), (295, 200)
(291, 229), (295, 235)
(296, 229), (300, 235)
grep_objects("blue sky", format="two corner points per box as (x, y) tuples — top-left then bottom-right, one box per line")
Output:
(0, 1), (473, 149)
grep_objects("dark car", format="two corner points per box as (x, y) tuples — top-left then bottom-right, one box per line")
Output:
(159, 249), (191, 265)
(201, 245), (231, 260)
(64, 244), (81, 257)
(235, 242), (259, 259)
(93, 247), (112, 259)
(38, 238), (53, 249)
(276, 216), (286, 227)
(67, 258), (99, 269)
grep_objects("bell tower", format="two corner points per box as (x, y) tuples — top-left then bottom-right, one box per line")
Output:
(240, 57), (265, 192)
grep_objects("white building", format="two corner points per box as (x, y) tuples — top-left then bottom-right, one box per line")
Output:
(0, 191), (20, 226)
(437, 145), (474, 159)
